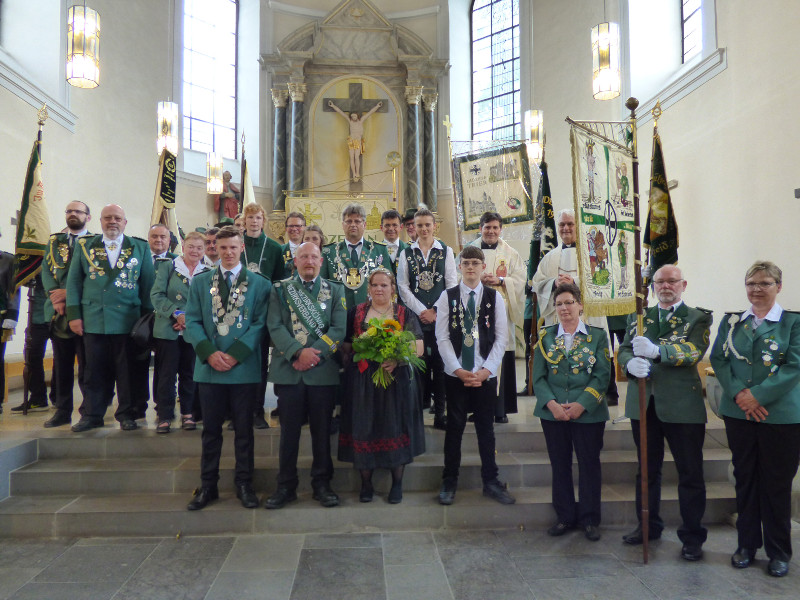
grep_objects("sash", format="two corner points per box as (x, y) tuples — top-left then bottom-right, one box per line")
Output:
(284, 279), (338, 351)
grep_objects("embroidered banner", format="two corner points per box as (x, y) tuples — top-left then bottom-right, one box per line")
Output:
(569, 125), (636, 317)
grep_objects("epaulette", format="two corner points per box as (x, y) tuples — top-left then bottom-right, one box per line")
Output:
(371, 240), (386, 246)
(724, 310), (746, 315)
(49, 232), (63, 239)
(130, 236), (148, 243)
(784, 309), (800, 315)
(696, 306), (712, 314)
(154, 256), (172, 262)
(322, 243), (336, 253)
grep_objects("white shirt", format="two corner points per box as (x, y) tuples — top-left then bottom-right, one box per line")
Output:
(151, 251), (169, 263)
(397, 240), (458, 316)
(220, 262), (242, 283)
(742, 302), (783, 329)
(383, 238), (400, 261)
(288, 240), (299, 257)
(435, 281), (508, 377)
(346, 238), (364, 259)
(557, 320), (589, 355)
(102, 234), (124, 267)
(174, 257), (207, 281)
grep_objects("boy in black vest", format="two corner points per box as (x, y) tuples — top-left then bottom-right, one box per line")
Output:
(434, 245), (515, 506)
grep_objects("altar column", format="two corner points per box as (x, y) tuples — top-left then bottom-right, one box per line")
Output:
(404, 86), (424, 211)
(271, 89), (289, 211)
(422, 92), (438, 212)
(287, 82), (307, 195)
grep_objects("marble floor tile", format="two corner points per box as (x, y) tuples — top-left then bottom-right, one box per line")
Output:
(290, 548), (385, 600)
(630, 562), (752, 600)
(148, 536), (235, 560)
(7, 582), (120, 600)
(382, 531), (439, 566)
(222, 534), (303, 572)
(113, 557), (225, 600)
(205, 571), (295, 600)
(438, 547), (532, 600)
(385, 563), (453, 600)
(527, 574), (659, 600)
(302, 533), (382, 549)
(0, 567), (39, 600)
(32, 544), (156, 583)
(514, 553), (627, 581)
(433, 529), (503, 550)
(0, 538), (75, 569)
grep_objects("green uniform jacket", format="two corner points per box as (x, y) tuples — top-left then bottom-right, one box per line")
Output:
(709, 310), (800, 424)
(241, 232), (286, 281)
(387, 239), (409, 274)
(533, 324), (611, 423)
(184, 267), (270, 384)
(280, 243), (295, 277)
(41, 231), (93, 322)
(266, 276), (346, 386)
(65, 235), (155, 335)
(618, 304), (713, 424)
(320, 239), (392, 308)
(150, 258), (211, 340)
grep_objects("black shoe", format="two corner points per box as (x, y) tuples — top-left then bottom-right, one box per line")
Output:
(187, 487), (218, 511)
(584, 525), (601, 541)
(432, 417), (447, 431)
(44, 411), (72, 428)
(236, 484), (259, 509)
(438, 479), (457, 505)
(547, 522), (575, 537)
(313, 486), (340, 508)
(253, 414), (270, 429)
(388, 481), (403, 504)
(270, 408), (280, 418)
(767, 558), (789, 577)
(483, 479), (516, 505)
(120, 419), (138, 431)
(495, 416), (509, 424)
(71, 417), (103, 432)
(263, 487), (297, 509)
(731, 547), (756, 569)
(359, 482), (374, 503)
(681, 543), (703, 561)
(622, 525), (661, 545)
(10, 402), (48, 413)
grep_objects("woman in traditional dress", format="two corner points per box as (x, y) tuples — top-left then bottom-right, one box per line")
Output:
(710, 261), (800, 578)
(338, 268), (425, 503)
(151, 231), (210, 433)
(533, 282), (611, 541)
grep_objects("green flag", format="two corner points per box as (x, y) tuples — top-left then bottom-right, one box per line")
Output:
(527, 161), (557, 288)
(643, 127), (678, 281)
(14, 140), (50, 291)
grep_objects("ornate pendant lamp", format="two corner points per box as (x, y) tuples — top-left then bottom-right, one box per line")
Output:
(157, 102), (179, 156)
(207, 153), (224, 194)
(591, 21), (620, 100)
(66, 3), (100, 88)
(524, 110), (544, 163)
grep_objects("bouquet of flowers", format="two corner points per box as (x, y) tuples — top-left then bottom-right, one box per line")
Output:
(352, 317), (426, 388)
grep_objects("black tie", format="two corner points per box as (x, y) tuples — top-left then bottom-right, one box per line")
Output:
(349, 243), (360, 264)
(304, 279), (314, 292)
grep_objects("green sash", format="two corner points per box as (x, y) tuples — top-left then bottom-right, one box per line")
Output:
(283, 279), (338, 351)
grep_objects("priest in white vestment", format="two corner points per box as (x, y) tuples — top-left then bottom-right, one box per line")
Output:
(465, 212), (525, 421)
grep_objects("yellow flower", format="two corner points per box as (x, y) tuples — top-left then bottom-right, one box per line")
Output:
(384, 318), (402, 332)
(367, 326), (378, 337)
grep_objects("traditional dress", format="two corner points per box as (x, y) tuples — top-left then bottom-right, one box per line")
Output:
(338, 303), (425, 469)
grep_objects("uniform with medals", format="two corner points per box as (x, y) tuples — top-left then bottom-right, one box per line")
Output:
(266, 274), (346, 502)
(184, 263), (271, 496)
(41, 231), (91, 423)
(533, 322), (611, 533)
(65, 234), (155, 426)
(397, 239), (457, 426)
(321, 239), (392, 308)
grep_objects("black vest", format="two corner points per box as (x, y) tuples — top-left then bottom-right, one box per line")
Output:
(446, 286), (497, 362)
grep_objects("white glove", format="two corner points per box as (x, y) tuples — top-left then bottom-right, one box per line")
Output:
(626, 357), (651, 378)
(641, 265), (652, 280)
(2, 319), (17, 329)
(632, 336), (660, 359)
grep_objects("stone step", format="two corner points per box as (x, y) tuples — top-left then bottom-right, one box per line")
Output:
(9, 448), (734, 496)
(0, 482), (737, 538)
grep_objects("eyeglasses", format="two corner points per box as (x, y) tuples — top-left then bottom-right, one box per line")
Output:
(555, 300), (577, 308)
(653, 279), (683, 285)
(65, 209), (88, 215)
(460, 260), (483, 267)
(286, 225), (304, 229)
(343, 219), (364, 226)
(745, 282), (777, 291)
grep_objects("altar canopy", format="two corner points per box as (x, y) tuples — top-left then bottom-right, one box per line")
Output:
(569, 124), (636, 318)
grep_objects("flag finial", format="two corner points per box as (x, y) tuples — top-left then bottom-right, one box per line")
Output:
(651, 101), (662, 127)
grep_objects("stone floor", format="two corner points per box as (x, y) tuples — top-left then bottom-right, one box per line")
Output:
(0, 526), (798, 600)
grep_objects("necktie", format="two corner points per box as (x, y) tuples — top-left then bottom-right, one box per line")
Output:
(68, 234), (76, 248)
(225, 270), (233, 288)
(304, 279), (314, 292)
(349, 243), (359, 264)
(462, 291), (476, 372)
(660, 307), (673, 322)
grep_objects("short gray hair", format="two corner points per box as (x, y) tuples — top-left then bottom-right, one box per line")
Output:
(557, 208), (575, 223)
(745, 261), (782, 285)
(341, 203), (366, 221)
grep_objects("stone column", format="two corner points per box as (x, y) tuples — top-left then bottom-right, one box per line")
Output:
(271, 89), (289, 211)
(404, 86), (424, 211)
(287, 82), (307, 195)
(422, 92), (438, 212)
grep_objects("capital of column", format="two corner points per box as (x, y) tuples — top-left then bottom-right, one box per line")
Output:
(271, 89), (289, 108)
(404, 86), (424, 106)
(422, 92), (439, 112)
(287, 82), (308, 103)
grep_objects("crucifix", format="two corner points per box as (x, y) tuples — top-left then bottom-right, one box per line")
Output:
(324, 83), (388, 181)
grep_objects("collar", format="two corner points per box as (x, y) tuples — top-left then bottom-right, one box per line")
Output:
(175, 257), (207, 278)
(561, 243), (576, 249)
(289, 240), (299, 252)
(153, 251), (168, 260)
(346, 238), (364, 248)
(102, 234), (124, 246)
(481, 241), (498, 250)
(68, 229), (89, 237)
(557, 320), (589, 338)
(459, 281), (483, 296)
(411, 239), (443, 251)
(298, 275), (318, 285)
(742, 303), (783, 323)
(658, 300), (683, 312)
(383, 238), (399, 247)
(220, 263), (243, 279)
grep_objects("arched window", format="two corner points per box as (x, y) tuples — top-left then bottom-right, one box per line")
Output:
(471, 0), (520, 141)
(183, 0), (237, 158)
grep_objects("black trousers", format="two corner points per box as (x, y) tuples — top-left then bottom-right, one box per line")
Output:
(421, 329), (446, 419)
(0, 340), (6, 403)
(631, 399), (707, 545)
(541, 418), (605, 527)
(253, 335), (269, 418)
(23, 321), (50, 405)
(274, 382), (335, 491)
(442, 375), (499, 483)
(522, 317), (533, 392)
(50, 331), (86, 415)
(153, 336), (197, 421)
(496, 350), (518, 417)
(82, 333), (135, 422)
(724, 417), (800, 561)
(199, 382), (256, 488)
(129, 348), (153, 418)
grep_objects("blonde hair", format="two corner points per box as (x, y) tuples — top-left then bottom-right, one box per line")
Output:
(242, 204), (266, 219)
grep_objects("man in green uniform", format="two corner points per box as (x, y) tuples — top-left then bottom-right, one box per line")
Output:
(280, 211), (306, 276)
(379, 209), (408, 272)
(184, 226), (271, 511)
(264, 242), (347, 509)
(321, 203), (392, 309)
(66, 204), (155, 432)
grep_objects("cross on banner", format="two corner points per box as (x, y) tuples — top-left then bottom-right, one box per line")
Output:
(323, 83), (388, 115)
